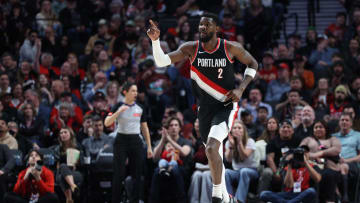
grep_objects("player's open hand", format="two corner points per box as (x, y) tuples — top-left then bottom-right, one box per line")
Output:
(225, 88), (244, 103)
(147, 20), (160, 41)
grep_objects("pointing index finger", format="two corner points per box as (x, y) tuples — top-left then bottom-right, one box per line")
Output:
(149, 19), (157, 28)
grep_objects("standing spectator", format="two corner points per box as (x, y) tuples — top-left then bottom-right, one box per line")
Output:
(0, 144), (15, 203)
(265, 63), (291, 104)
(0, 117), (18, 150)
(243, 0), (273, 60)
(4, 149), (59, 203)
(294, 105), (315, 140)
(300, 120), (342, 203)
(49, 127), (83, 203)
(19, 30), (39, 64)
(225, 120), (258, 203)
(104, 82), (153, 203)
(332, 113), (360, 202)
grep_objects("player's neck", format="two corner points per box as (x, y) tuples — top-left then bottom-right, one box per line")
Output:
(202, 37), (218, 51)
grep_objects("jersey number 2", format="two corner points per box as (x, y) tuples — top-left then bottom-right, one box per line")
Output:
(218, 68), (223, 79)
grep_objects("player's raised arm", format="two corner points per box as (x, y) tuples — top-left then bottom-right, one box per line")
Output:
(225, 41), (259, 102)
(147, 20), (194, 67)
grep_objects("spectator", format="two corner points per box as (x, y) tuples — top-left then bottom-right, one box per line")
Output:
(333, 113), (360, 202)
(106, 55), (132, 85)
(0, 144), (15, 203)
(37, 52), (60, 79)
(311, 78), (334, 120)
(292, 54), (315, 90)
(49, 127), (83, 203)
(257, 117), (279, 143)
(18, 102), (44, 147)
(59, 0), (87, 33)
(219, 0), (243, 22)
(51, 80), (65, 105)
(324, 84), (349, 123)
(85, 91), (109, 120)
(10, 83), (24, 109)
(0, 117), (18, 150)
(287, 34), (303, 58)
(0, 73), (11, 95)
(259, 51), (277, 83)
(275, 89), (308, 121)
(279, 75), (312, 104)
(329, 60), (349, 91)
(17, 61), (37, 90)
(77, 114), (93, 143)
(188, 118), (211, 203)
(260, 145), (321, 203)
(344, 9), (360, 45)
(254, 106), (269, 133)
(151, 117), (193, 203)
(82, 115), (112, 162)
(4, 149), (59, 203)
(23, 89), (51, 129)
(79, 40), (104, 69)
(97, 50), (112, 72)
(309, 34), (339, 79)
(133, 36), (153, 64)
(325, 12), (347, 42)
(343, 104), (360, 131)
(1, 53), (18, 83)
(220, 13), (241, 42)
(294, 105), (315, 140)
(225, 120), (258, 203)
(343, 38), (360, 72)
(7, 121), (35, 156)
(300, 120), (342, 203)
(265, 63), (291, 104)
(35, 0), (59, 36)
(50, 102), (82, 138)
(298, 27), (318, 57)
(85, 19), (115, 56)
(82, 72), (107, 102)
(243, 87), (273, 122)
(105, 81), (123, 109)
(19, 30), (39, 64)
(257, 120), (302, 193)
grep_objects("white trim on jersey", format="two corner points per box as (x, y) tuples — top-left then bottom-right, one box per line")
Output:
(190, 69), (227, 102)
(227, 102), (239, 130)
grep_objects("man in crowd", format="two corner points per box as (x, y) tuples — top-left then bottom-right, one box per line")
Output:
(0, 144), (14, 203)
(294, 105), (315, 140)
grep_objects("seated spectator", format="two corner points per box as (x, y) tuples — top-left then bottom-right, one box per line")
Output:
(325, 12), (347, 41)
(49, 127), (83, 203)
(85, 19), (115, 56)
(300, 120), (342, 203)
(333, 113), (360, 202)
(4, 149), (59, 203)
(329, 61), (349, 90)
(257, 117), (279, 143)
(279, 76), (312, 104)
(243, 88), (273, 122)
(18, 102), (44, 147)
(311, 78), (333, 120)
(84, 91), (109, 120)
(240, 109), (262, 140)
(23, 89), (51, 129)
(50, 92), (83, 127)
(259, 51), (277, 84)
(265, 63), (291, 105)
(36, 74), (54, 106)
(82, 71), (107, 102)
(35, 0), (59, 36)
(225, 120), (258, 203)
(292, 54), (315, 90)
(77, 114), (93, 143)
(1, 53), (18, 83)
(158, 141), (183, 176)
(0, 73), (11, 95)
(37, 52), (60, 80)
(260, 146), (321, 203)
(324, 84), (349, 125)
(97, 50), (112, 72)
(50, 102), (82, 138)
(151, 117), (193, 203)
(0, 144), (15, 203)
(82, 115), (112, 162)
(8, 121), (36, 155)
(294, 105), (315, 140)
(133, 36), (152, 64)
(188, 118), (212, 203)
(51, 79), (66, 105)
(254, 106), (269, 135)
(0, 117), (18, 150)
(275, 89), (308, 121)
(10, 83), (24, 109)
(257, 120), (302, 194)
(343, 104), (360, 131)
(220, 13), (241, 42)
(105, 81), (123, 109)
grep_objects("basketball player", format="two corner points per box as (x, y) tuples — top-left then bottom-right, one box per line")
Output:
(147, 13), (258, 203)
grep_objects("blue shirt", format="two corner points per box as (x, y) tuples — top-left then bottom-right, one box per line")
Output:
(265, 79), (291, 103)
(332, 130), (360, 159)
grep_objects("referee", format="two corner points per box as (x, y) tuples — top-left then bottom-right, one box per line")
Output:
(104, 82), (153, 203)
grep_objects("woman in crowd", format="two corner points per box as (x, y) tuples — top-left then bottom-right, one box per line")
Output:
(50, 127), (83, 203)
(10, 83), (24, 109)
(225, 119), (259, 203)
(300, 120), (342, 203)
(257, 117), (279, 143)
(105, 81), (123, 108)
(18, 102), (44, 147)
(104, 82), (153, 203)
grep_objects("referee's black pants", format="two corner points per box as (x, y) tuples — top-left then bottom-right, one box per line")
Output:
(112, 133), (144, 203)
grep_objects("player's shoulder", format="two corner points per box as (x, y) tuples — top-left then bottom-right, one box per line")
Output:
(179, 40), (198, 49)
(224, 40), (244, 50)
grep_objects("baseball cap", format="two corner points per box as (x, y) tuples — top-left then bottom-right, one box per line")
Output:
(240, 109), (251, 117)
(279, 119), (293, 128)
(317, 34), (328, 40)
(94, 39), (105, 46)
(263, 51), (274, 58)
(98, 19), (107, 26)
(278, 62), (289, 71)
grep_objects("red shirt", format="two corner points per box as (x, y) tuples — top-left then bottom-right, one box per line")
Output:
(284, 166), (311, 192)
(221, 26), (237, 41)
(13, 166), (55, 198)
(259, 65), (278, 83)
(39, 65), (60, 78)
(161, 150), (183, 165)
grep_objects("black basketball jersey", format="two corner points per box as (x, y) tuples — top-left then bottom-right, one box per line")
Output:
(190, 38), (235, 105)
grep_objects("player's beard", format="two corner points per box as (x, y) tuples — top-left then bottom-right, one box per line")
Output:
(199, 32), (214, 43)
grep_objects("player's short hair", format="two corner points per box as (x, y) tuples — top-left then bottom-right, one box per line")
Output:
(201, 12), (219, 26)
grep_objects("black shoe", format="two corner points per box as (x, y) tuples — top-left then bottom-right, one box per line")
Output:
(72, 186), (80, 198)
(212, 196), (222, 203)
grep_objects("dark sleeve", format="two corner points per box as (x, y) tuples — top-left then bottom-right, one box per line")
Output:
(110, 102), (123, 114)
(1, 144), (15, 173)
(266, 140), (276, 154)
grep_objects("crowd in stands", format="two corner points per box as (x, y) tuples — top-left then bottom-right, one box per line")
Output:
(1, 0), (360, 202)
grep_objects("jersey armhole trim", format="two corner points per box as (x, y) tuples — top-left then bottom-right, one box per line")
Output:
(224, 40), (235, 63)
(190, 41), (199, 64)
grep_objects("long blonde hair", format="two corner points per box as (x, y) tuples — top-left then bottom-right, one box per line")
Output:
(58, 127), (77, 154)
